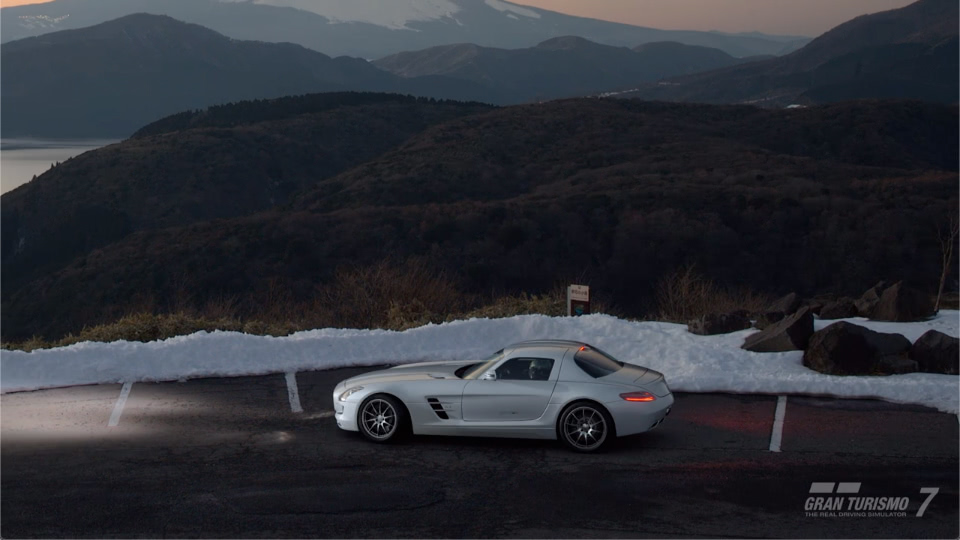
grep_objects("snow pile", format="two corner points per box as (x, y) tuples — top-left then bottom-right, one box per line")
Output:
(2, 312), (958, 413)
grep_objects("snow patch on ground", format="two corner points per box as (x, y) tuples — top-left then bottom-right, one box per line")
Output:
(1, 312), (957, 413)
(484, 0), (540, 19)
(218, 0), (461, 29)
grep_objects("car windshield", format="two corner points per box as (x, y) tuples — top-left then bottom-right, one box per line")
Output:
(460, 350), (505, 379)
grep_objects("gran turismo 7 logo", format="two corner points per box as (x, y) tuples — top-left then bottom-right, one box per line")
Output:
(804, 482), (939, 518)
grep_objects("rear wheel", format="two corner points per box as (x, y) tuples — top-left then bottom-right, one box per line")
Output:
(558, 401), (613, 452)
(357, 395), (406, 443)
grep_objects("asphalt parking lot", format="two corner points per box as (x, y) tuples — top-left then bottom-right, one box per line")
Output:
(2, 367), (958, 538)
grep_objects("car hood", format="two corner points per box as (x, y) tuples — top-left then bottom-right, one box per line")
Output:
(340, 360), (476, 387)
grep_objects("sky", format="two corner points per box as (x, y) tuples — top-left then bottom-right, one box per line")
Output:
(0, 0), (917, 36)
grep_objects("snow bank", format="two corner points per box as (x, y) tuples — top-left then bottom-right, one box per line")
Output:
(2, 312), (958, 413)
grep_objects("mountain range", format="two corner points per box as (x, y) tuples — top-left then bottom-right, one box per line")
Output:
(1, 0), (809, 59)
(0, 13), (786, 138)
(621, 0), (959, 106)
(373, 38), (766, 103)
(0, 13), (496, 138)
(5, 0), (955, 139)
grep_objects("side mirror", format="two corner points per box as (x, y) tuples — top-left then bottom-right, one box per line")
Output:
(480, 371), (497, 381)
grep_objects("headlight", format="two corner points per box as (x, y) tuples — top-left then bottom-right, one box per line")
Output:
(338, 386), (364, 402)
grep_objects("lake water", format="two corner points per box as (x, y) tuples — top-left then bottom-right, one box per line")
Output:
(1, 139), (119, 195)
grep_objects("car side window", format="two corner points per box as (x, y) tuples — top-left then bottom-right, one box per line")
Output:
(495, 358), (555, 381)
(573, 347), (624, 378)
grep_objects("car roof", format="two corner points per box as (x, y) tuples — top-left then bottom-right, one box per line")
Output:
(506, 339), (587, 350)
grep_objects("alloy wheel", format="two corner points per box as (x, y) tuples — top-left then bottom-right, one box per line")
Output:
(562, 405), (608, 451)
(360, 398), (397, 440)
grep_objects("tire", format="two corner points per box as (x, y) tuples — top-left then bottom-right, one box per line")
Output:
(357, 394), (406, 443)
(557, 401), (613, 453)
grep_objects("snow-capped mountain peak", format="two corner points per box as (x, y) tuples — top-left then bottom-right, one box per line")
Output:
(217, 0), (463, 30)
(2, 0), (811, 59)
(483, 0), (540, 19)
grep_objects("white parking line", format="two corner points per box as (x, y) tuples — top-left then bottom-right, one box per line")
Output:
(769, 395), (787, 452)
(107, 381), (133, 427)
(285, 372), (303, 413)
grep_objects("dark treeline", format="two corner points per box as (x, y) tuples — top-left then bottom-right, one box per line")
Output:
(132, 92), (495, 138)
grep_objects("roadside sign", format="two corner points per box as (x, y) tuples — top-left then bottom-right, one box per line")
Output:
(567, 285), (591, 316)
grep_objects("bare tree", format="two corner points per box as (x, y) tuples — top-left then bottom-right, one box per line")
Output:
(935, 211), (959, 312)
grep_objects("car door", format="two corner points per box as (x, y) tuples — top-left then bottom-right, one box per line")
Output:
(461, 354), (560, 422)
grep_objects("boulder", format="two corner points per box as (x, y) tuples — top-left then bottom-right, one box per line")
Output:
(753, 311), (785, 330)
(766, 292), (801, 316)
(876, 355), (919, 375)
(854, 281), (890, 318)
(800, 299), (826, 316)
(870, 281), (935, 322)
(742, 307), (814, 352)
(818, 297), (859, 320)
(803, 321), (913, 375)
(688, 311), (752, 335)
(910, 330), (959, 375)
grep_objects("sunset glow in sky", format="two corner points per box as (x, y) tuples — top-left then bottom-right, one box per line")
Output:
(0, 0), (916, 35)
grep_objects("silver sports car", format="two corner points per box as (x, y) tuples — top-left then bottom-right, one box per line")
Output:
(333, 340), (673, 452)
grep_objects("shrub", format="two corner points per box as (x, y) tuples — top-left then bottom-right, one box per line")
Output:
(456, 285), (616, 320)
(656, 264), (771, 322)
(0, 284), (623, 351)
(2, 313), (238, 352)
(318, 258), (466, 329)
(457, 291), (566, 320)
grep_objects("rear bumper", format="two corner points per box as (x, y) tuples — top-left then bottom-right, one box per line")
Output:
(608, 392), (674, 437)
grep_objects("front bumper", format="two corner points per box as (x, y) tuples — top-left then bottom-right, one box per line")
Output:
(332, 385), (359, 432)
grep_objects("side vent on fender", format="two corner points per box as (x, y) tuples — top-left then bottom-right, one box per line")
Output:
(427, 398), (449, 420)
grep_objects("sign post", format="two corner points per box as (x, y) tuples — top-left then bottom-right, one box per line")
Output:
(567, 285), (591, 317)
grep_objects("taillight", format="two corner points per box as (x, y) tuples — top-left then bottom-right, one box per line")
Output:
(620, 391), (656, 402)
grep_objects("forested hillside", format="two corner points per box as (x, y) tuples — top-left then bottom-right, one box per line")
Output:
(2, 97), (956, 340)
(1, 93), (493, 297)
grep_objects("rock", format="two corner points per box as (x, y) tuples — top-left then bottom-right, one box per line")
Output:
(910, 330), (959, 375)
(876, 356), (919, 374)
(854, 281), (890, 318)
(688, 311), (752, 335)
(818, 297), (859, 320)
(801, 299), (825, 316)
(753, 311), (785, 330)
(803, 321), (912, 375)
(754, 292), (803, 329)
(766, 292), (801, 316)
(742, 307), (814, 352)
(870, 281), (935, 322)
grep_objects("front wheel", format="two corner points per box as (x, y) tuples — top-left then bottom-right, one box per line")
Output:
(558, 402), (613, 452)
(357, 395), (406, 443)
